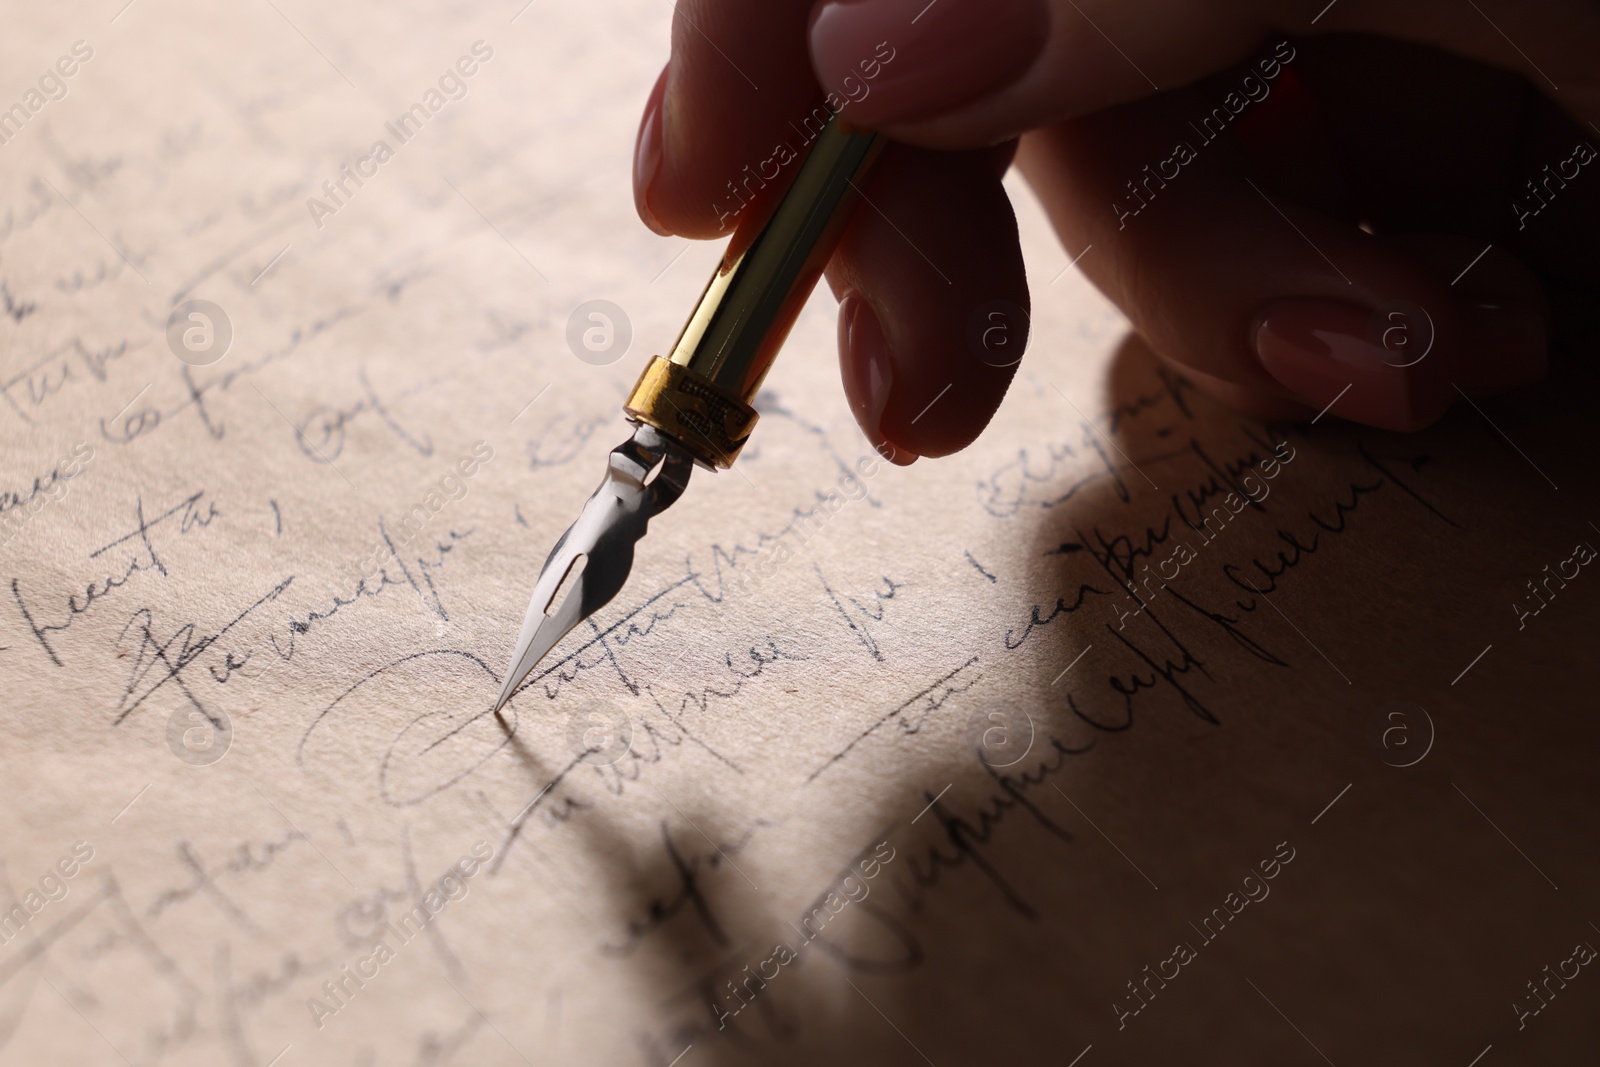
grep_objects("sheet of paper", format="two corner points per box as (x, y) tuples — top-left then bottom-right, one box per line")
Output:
(2, 3), (1597, 1065)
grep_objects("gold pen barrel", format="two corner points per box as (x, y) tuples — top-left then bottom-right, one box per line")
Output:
(625, 113), (884, 468)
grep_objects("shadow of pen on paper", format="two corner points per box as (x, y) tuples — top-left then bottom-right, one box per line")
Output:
(288, 337), (1329, 1064)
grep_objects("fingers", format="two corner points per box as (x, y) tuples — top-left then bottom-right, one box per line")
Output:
(810, 0), (1269, 147)
(634, 0), (1032, 459)
(808, 0), (1052, 132)
(634, 0), (1583, 451)
(1388, 235), (1548, 396)
(827, 145), (1030, 461)
(808, 0), (1600, 151)
(1015, 82), (1544, 431)
(636, 0), (820, 238)
(633, 0), (1046, 237)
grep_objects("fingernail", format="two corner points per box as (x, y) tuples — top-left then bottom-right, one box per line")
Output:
(809, 0), (1048, 128)
(633, 66), (671, 236)
(1252, 299), (1448, 431)
(840, 292), (917, 465)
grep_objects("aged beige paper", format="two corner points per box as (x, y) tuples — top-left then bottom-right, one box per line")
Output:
(1, 2), (1597, 1065)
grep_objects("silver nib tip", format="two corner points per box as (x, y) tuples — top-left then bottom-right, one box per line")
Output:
(494, 425), (692, 712)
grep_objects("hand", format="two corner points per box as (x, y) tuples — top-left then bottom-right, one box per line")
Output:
(632, 0), (1600, 457)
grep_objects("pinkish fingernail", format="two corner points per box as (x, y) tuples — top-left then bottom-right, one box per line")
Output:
(1252, 298), (1449, 431)
(840, 291), (916, 465)
(633, 67), (670, 236)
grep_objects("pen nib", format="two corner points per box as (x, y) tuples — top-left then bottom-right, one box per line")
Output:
(491, 424), (693, 714)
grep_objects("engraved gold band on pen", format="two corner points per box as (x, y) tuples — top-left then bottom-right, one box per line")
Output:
(624, 356), (759, 469)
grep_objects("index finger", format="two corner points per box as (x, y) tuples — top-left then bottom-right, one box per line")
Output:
(637, 0), (824, 238)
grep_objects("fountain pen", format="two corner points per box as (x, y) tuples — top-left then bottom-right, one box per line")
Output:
(490, 113), (886, 715)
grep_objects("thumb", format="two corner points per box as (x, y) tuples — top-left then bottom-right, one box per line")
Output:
(808, 0), (1599, 149)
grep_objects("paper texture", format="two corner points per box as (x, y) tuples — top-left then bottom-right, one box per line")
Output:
(2, 3), (1596, 1065)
